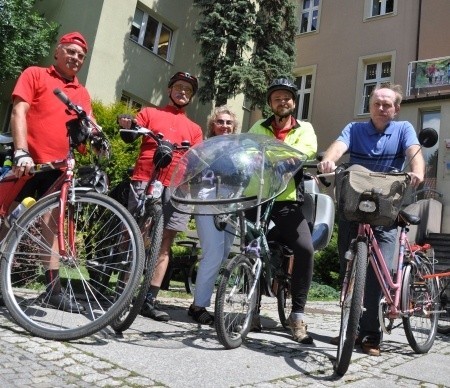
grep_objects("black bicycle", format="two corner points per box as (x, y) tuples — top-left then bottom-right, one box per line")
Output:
(169, 133), (334, 348)
(110, 125), (189, 333)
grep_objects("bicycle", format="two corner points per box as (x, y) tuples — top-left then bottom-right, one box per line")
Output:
(0, 89), (145, 341)
(169, 133), (335, 349)
(109, 125), (190, 333)
(423, 268), (450, 334)
(333, 129), (440, 375)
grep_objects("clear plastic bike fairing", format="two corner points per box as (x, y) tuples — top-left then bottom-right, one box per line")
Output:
(169, 133), (307, 215)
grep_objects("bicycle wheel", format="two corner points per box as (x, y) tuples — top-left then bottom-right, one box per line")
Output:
(334, 239), (368, 376)
(214, 254), (257, 349)
(1, 190), (145, 341)
(277, 279), (291, 329)
(437, 278), (450, 334)
(401, 258), (438, 353)
(111, 201), (163, 333)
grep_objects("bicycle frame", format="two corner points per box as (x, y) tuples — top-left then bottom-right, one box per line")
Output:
(355, 222), (408, 319)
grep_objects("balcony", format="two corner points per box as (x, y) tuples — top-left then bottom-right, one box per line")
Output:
(407, 56), (450, 97)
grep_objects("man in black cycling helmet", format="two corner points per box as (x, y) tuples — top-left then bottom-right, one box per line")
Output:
(249, 77), (317, 344)
(118, 71), (202, 322)
(167, 71), (198, 108)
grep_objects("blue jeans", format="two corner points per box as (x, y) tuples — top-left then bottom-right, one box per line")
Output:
(194, 214), (235, 307)
(338, 218), (397, 342)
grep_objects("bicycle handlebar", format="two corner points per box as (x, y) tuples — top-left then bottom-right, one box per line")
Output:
(119, 125), (190, 150)
(303, 161), (332, 187)
(53, 88), (109, 157)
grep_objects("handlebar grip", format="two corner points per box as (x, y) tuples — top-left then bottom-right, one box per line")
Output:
(53, 88), (71, 106)
(53, 88), (84, 116)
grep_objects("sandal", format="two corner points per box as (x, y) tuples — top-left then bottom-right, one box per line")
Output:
(188, 305), (214, 325)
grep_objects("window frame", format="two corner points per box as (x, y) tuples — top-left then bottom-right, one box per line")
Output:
(355, 52), (395, 116)
(298, 0), (321, 34)
(130, 7), (173, 61)
(293, 66), (316, 121)
(364, 0), (397, 20)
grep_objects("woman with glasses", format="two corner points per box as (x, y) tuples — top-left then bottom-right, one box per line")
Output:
(188, 106), (239, 325)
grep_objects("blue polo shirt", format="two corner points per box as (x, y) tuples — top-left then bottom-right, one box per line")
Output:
(337, 120), (419, 172)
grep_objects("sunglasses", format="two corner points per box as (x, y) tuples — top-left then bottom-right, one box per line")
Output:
(215, 119), (233, 126)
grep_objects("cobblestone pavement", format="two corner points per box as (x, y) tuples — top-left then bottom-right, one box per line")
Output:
(0, 296), (449, 387)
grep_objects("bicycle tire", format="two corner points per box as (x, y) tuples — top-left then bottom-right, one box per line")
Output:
(276, 279), (291, 330)
(214, 254), (257, 349)
(401, 259), (438, 353)
(1, 190), (145, 341)
(437, 278), (450, 334)
(334, 239), (368, 376)
(111, 201), (163, 333)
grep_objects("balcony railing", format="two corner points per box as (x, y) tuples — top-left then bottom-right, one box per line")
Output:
(407, 56), (450, 97)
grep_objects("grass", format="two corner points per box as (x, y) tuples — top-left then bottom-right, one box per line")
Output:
(159, 280), (339, 301)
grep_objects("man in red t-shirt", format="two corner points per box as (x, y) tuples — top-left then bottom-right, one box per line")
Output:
(9, 31), (92, 312)
(118, 72), (203, 321)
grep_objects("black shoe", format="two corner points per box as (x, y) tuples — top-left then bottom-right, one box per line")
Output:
(45, 291), (85, 313)
(188, 304), (214, 325)
(140, 299), (170, 321)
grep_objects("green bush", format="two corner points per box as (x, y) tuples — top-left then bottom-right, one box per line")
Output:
(308, 281), (339, 301)
(84, 100), (140, 187)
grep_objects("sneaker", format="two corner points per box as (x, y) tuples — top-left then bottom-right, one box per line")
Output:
(188, 305), (214, 325)
(360, 337), (380, 356)
(45, 291), (85, 313)
(250, 314), (262, 332)
(140, 299), (170, 322)
(288, 316), (313, 344)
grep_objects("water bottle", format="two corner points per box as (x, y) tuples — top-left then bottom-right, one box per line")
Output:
(5, 197), (36, 228)
(0, 145), (13, 179)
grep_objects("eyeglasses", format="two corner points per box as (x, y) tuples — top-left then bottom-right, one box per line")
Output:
(215, 119), (233, 126)
(62, 47), (86, 61)
(172, 84), (193, 96)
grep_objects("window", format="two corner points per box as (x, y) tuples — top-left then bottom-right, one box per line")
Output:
(120, 94), (143, 111)
(299, 0), (320, 34)
(294, 74), (313, 120)
(361, 60), (391, 113)
(130, 8), (173, 61)
(371, 0), (394, 17)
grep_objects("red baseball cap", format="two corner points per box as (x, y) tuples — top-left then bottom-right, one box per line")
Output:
(59, 32), (88, 53)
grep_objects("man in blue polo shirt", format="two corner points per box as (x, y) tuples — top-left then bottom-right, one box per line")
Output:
(318, 83), (425, 356)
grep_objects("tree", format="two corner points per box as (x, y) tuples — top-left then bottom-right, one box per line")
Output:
(193, 0), (256, 106)
(193, 0), (297, 111)
(245, 0), (297, 111)
(0, 0), (59, 84)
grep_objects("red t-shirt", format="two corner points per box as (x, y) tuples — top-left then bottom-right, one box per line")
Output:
(12, 66), (92, 163)
(132, 105), (203, 186)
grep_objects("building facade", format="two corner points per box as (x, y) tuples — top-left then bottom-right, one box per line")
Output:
(288, 0), (450, 232)
(1, 0), (449, 230)
(0, 0), (247, 134)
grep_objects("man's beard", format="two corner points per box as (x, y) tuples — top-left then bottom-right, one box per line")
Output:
(275, 106), (294, 119)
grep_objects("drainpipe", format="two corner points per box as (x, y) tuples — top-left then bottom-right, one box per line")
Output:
(415, 0), (422, 61)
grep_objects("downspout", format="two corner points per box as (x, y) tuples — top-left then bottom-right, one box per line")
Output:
(415, 0), (422, 61)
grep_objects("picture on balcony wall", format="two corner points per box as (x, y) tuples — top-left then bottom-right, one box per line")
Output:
(414, 57), (450, 88)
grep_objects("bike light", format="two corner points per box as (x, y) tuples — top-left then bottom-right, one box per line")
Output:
(359, 200), (376, 213)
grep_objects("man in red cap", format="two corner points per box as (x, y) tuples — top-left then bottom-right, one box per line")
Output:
(7, 31), (92, 312)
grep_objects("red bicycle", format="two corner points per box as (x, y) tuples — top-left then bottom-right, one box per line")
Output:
(0, 89), (145, 341)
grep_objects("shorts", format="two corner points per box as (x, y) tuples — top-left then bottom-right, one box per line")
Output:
(128, 180), (190, 231)
(16, 170), (63, 202)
